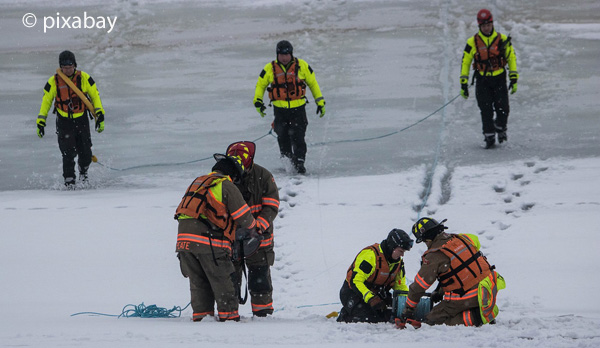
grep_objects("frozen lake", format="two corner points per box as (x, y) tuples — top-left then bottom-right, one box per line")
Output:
(1, 0), (598, 191)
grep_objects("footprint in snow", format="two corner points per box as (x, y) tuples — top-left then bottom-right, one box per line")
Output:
(493, 184), (506, 193)
(511, 173), (524, 181)
(496, 222), (511, 230)
(534, 167), (548, 174)
(521, 203), (535, 211)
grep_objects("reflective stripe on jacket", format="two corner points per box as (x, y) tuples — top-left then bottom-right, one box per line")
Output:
(175, 172), (257, 246)
(236, 163), (279, 249)
(478, 270), (505, 324)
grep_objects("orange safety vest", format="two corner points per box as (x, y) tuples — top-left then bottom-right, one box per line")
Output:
(54, 71), (87, 116)
(268, 58), (306, 102)
(346, 244), (402, 291)
(424, 234), (492, 294)
(175, 174), (236, 242)
(473, 34), (507, 74)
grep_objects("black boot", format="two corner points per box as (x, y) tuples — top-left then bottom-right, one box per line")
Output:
(64, 177), (76, 189)
(294, 158), (306, 174)
(484, 135), (496, 149)
(79, 171), (88, 184)
(497, 131), (507, 144)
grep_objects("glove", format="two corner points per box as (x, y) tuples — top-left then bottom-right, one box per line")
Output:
(95, 112), (105, 133)
(430, 291), (443, 303)
(36, 118), (45, 138)
(316, 100), (326, 118)
(367, 294), (385, 311)
(509, 73), (518, 95)
(395, 309), (421, 329)
(460, 77), (469, 99)
(254, 99), (266, 117)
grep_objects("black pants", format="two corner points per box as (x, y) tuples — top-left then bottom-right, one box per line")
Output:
(232, 244), (275, 315)
(475, 72), (510, 137)
(56, 115), (92, 180)
(337, 282), (391, 323)
(273, 105), (308, 164)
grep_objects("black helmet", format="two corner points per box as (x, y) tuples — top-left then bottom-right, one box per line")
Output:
(276, 40), (293, 55)
(212, 153), (245, 183)
(385, 229), (413, 251)
(59, 50), (77, 67)
(412, 217), (448, 243)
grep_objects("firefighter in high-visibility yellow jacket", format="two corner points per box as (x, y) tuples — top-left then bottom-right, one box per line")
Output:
(460, 9), (518, 149)
(37, 50), (105, 187)
(337, 229), (413, 323)
(253, 40), (325, 174)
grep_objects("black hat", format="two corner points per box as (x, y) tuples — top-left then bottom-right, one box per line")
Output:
(276, 40), (293, 55)
(381, 229), (413, 262)
(386, 229), (413, 251)
(59, 50), (77, 67)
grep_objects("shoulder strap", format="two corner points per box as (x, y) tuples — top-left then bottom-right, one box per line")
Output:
(270, 60), (282, 99)
(437, 235), (486, 288)
(55, 69), (96, 120)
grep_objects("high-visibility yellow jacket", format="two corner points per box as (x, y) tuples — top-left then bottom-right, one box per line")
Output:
(461, 30), (518, 80)
(38, 70), (104, 122)
(254, 58), (324, 109)
(345, 244), (408, 303)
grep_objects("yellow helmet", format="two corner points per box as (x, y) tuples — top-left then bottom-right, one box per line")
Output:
(412, 217), (447, 243)
(212, 153), (245, 182)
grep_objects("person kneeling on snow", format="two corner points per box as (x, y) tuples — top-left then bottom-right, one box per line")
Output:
(337, 229), (413, 323)
(396, 217), (505, 328)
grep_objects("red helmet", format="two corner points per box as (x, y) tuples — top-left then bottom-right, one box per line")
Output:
(477, 9), (493, 25)
(226, 141), (256, 170)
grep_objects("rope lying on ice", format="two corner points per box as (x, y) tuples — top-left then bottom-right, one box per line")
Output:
(94, 131), (275, 171)
(70, 302), (191, 318)
(70, 301), (339, 318)
(94, 95), (460, 172)
(309, 94), (460, 146)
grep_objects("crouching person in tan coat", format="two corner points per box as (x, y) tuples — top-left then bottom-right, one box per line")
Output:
(396, 217), (505, 329)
